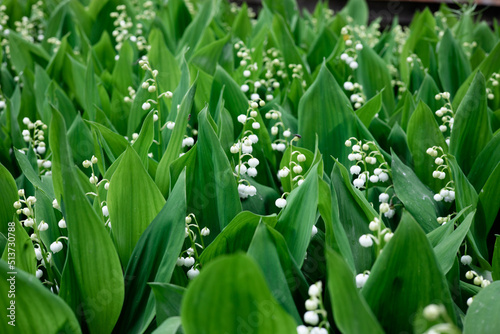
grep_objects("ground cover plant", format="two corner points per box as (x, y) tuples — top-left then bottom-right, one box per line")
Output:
(0, 0), (499, 333)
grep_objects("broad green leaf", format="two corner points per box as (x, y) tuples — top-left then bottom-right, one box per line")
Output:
(434, 212), (474, 275)
(447, 156), (488, 264)
(181, 254), (297, 334)
(108, 147), (166, 267)
(232, 2), (252, 42)
(318, 178), (355, 273)
(477, 162), (500, 235)
(437, 29), (471, 98)
(426, 206), (469, 247)
(152, 316), (182, 334)
(1, 219), (36, 275)
(356, 91), (383, 128)
(407, 101), (448, 192)
(50, 110), (124, 333)
(453, 41), (500, 109)
(468, 131), (500, 191)
(67, 114), (94, 167)
(14, 149), (55, 201)
(148, 29), (182, 95)
(450, 72), (492, 175)
(150, 283), (185, 325)
(392, 151), (439, 233)
(464, 281), (500, 334)
(340, 0), (368, 26)
(131, 111), (155, 165)
(200, 211), (276, 265)
(271, 14), (311, 84)
(388, 123), (413, 165)
(298, 63), (357, 173)
(331, 161), (378, 272)
(0, 261), (81, 334)
(357, 43), (395, 115)
(156, 80), (197, 197)
(189, 108), (241, 243)
(247, 222), (301, 323)
(262, 0), (298, 27)
(400, 9), (437, 84)
(190, 34), (230, 75)
(116, 171), (186, 333)
(415, 73), (444, 113)
(362, 211), (456, 333)
(0, 163), (19, 236)
(275, 164), (318, 267)
(176, 0), (215, 59)
(326, 248), (384, 334)
(307, 26), (338, 72)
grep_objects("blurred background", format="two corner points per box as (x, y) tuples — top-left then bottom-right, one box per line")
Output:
(230, 0), (500, 27)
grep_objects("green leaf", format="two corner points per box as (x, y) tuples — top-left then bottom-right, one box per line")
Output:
(357, 43), (396, 115)
(190, 34), (230, 75)
(271, 14), (311, 84)
(464, 281), (500, 334)
(189, 108), (241, 242)
(434, 212), (474, 275)
(0, 163), (20, 236)
(247, 222), (301, 323)
(200, 211), (276, 265)
(156, 80), (197, 197)
(275, 164), (318, 267)
(298, 63), (357, 173)
(326, 248), (384, 334)
(493, 236), (500, 281)
(0, 261), (81, 333)
(115, 171), (186, 333)
(362, 211), (456, 333)
(437, 29), (471, 97)
(50, 109), (124, 333)
(152, 316), (182, 334)
(181, 254), (297, 334)
(131, 111), (155, 165)
(450, 72), (492, 175)
(148, 29), (182, 94)
(477, 161), (500, 235)
(176, 0), (215, 59)
(453, 41), (500, 109)
(340, 0), (368, 26)
(468, 131), (500, 191)
(14, 150), (55, 199)
(107, 147), (166, 267)
(150, 283), (185, 325)
(407, 101), (448, 192)
(318, 178), (355, 273)
(356, 91), (383, 128)
(392, 151), (439, 233)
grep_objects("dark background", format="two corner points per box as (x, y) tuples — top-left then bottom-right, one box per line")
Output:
(230, 0), (500, 27)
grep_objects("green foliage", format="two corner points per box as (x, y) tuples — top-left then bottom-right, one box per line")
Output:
(0, 0), (498, 332)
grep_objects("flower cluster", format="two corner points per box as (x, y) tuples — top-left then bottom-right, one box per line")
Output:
(21, 117), (48, 156)
(14, 1), (45, 44)
(346, 138), (390, 191)
(434, 92), (454, 144)
(176, 214), (210, 280)
(358, 217), (394, 255)
(236, 42), (283, 101)
(426, 146), (455, 203)
(486, 72), (499, 100)
(465, 270), (491, 288)
(82, 156), (111, 227)
(297, 281), (330, 334)
(14, 191), (66, 290)
(343, 80), (366, 109)
(110, 4), (149, 52)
